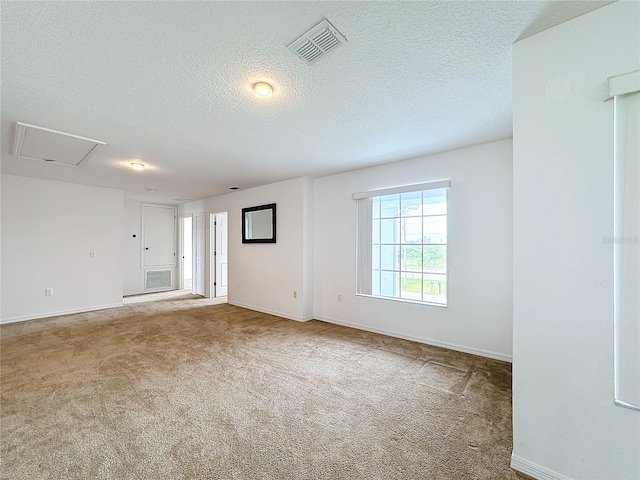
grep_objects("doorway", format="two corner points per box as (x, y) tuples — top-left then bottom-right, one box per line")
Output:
(180, 212), (227, 299)
(194, 214), (206, 296)
(212, 212), (228, 298)
(179, 215), (193, 291)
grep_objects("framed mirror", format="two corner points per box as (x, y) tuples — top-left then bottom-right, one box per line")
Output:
(242, 203), (276, 243)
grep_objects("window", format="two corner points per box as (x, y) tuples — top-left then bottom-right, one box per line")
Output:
(355, 181), (449, 306)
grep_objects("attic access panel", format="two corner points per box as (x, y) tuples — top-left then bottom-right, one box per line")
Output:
(13, 122), (106, 167)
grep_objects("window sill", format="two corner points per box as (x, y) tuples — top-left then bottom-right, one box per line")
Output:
(356, 293), (447, 308)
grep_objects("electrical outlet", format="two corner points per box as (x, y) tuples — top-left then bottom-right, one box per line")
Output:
(337, 294), (342, 302)
(90, 251), (97, 258)
(293, 291), (297, 299)
(236, 283), (240, 289)
(45, 288), (53, 296)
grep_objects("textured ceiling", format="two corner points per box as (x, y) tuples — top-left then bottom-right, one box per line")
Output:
(0, 1), (614, 204)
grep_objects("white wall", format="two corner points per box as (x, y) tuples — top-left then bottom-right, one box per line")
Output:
(179, 177), (313, 321)
(1, 174), (123, 323)
(313, 139), (513, 361)
(302, 177), (314, 320)
(512, 2), (640, 479)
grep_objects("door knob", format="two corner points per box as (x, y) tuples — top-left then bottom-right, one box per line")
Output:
(145, 247), (149, 250)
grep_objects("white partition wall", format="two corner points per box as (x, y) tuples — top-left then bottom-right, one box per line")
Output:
(512, 2), (640, 479)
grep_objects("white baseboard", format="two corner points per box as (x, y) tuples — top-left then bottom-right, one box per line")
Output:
(314, 315), (512, 363)
(228, 301), (311, 323)
(206, 296), (229, 305)
(510, 454), (573, 480)
(0, 303), (123, 325)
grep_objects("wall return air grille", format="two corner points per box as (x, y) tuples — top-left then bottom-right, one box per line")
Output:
(288, 19), (347, 64)
(12, 122), (106, 167)
(145, 269), (172, 290)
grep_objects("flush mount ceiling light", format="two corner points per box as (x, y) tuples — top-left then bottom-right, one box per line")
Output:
(130, 162), (145, 170)
(253, 82), (273, 98)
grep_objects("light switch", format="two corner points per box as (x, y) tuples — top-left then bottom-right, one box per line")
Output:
(45, 288), (53, 296)
(90, 251), (97, 258)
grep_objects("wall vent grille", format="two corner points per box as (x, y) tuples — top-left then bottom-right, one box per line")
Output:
(288, 19), (347, 64)
(145, 269), (172, 290)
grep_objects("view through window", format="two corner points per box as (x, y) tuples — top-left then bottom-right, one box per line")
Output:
(356, 183), (448, 306)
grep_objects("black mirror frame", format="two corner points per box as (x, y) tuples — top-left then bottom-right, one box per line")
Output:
(242, 203), (276, 244)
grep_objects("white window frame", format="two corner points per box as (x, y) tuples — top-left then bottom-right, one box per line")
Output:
(354, 181), (450, 307)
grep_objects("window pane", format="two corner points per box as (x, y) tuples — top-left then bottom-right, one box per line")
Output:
(423, 189), (447, 215)
(380, 194), (400, 218)
(401, 245), (422, 271)
(372, 245), (380, 270)
(380, 218), (399, 244)
(423, 274), (446, 304)
(423, 216), (446, 244)
(380, 245), (399, 270)
(400, 271), (422, 301)
(372, 269), (381, 296)
(401, 217), (422, 244)
(372, 196), (381, 219)
(423, 245), (447, 273)
(372, 219), (380, 244)
(380, 270), (399, 297)
(358, 187), (447, 307)
(401, 191), (422, 216)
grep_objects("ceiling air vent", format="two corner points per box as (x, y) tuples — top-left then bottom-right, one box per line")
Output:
(288, 19), (347, 64)
(12, 122), (106, 167)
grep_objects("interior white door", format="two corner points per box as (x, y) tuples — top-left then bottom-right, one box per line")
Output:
(195, 214), (205, 296)
(143, 205), (176, 267)
(215, 213), (228, 297)
(180, 216), (193, 291)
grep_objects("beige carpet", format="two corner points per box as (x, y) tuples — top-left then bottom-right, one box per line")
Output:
(1, 295), (525, 479)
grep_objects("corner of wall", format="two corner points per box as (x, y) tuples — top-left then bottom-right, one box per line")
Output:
(302, 177), (314, 319)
